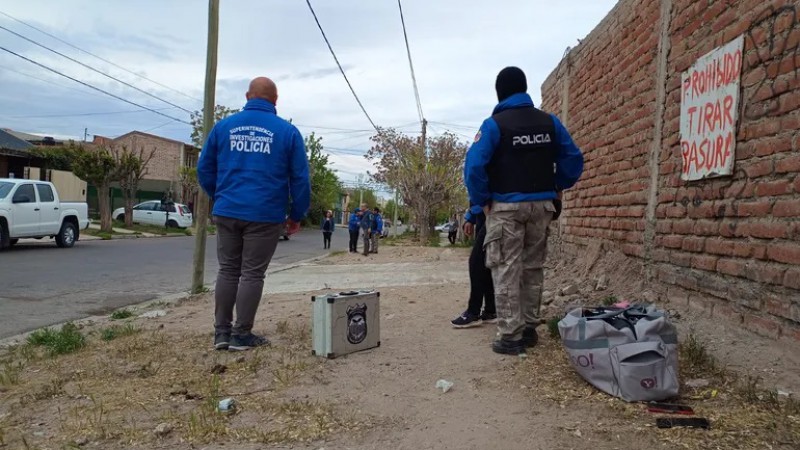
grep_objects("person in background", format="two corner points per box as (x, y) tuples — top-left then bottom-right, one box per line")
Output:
(451, 205), (496, 328)
(448, 213), (460, 245)
(321, 210), (334, 249)
(348, 208), (361, 253)
(371, 207), (383, 254)
(197, 76), (310, 352)
(360, 203), (374, 256)
(464, 66), (584, 355)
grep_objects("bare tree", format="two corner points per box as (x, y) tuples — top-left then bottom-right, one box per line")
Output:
(114, 146), (156, 228)
(366, 129), (467, 243)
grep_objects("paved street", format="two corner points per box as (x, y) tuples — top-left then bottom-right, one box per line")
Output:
(0, 227), (355, 339)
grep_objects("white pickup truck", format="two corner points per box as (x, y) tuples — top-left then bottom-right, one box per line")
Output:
(0, 178), (90, 250)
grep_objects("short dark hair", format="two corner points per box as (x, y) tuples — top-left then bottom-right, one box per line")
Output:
(373, 207), (380, 213)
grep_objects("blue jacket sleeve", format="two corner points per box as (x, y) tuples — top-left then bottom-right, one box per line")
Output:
(288, 128), (311, 222)
(464, 118), (501, 207)
(197, 126), (218, 199)
(551, 114), (584, 191)
(464, 205), (482, 224)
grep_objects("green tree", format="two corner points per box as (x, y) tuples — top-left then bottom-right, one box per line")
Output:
(113, 146), (156, 228)
(347, 188), (378, 212)
(189, 105), (239, 147)
(27, 144), (79, 173)
(71, 146), (119, 232)
(178, 166), (198, 204)
(305, 133), (342, 225)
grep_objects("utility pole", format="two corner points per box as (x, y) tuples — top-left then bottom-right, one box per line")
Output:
(83, 128), (88, 142)
(392, 187), (399, 236)
(421, 118), (428, 156)
(357, 174), (364, 205)
(191, 0), (219, 294)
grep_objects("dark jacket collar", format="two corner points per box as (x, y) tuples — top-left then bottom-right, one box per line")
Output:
(492, 92), (534, 115)
(243, 98), (277, 113)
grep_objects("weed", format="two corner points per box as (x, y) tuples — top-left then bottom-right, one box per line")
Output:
(275, 320), (289, 335)
(100, 324), (140, 341)
(600, 295), (618, 306)
(27, 323), (85, 356)
(98, 232), (113, 240)
(546, 317), (561, 339)
(206, 225), (217, 235)
(679, 332), (722, 377)
(329, 250), (346, 257)
(0, 360), (23, 386)
(23, 376), (66, 402)
(271, 348), (310, 387)
(427, 234), (442, 247)
(110, 309), (134, 320)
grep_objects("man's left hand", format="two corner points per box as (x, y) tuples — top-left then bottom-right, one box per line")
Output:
(286, 219), (301, 235)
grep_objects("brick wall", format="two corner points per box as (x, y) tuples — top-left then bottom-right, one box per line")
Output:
(111, 132), (183, 185)
(541, 0), (800, 339)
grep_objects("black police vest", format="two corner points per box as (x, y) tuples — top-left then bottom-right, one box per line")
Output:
(488, 106), (558, 195)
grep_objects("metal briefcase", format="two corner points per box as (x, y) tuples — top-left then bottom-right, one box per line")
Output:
(312, 290), (381, 359)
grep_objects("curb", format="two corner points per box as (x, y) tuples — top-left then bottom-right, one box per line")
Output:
(0, 252), (332, 348)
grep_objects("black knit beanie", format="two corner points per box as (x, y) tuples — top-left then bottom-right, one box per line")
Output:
(495, 66), (527, 102)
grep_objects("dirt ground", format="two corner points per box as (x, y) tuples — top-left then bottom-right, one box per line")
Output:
(0, 241), (798, 449)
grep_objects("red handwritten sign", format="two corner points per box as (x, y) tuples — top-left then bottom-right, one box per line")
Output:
(680, 36), (744, 181)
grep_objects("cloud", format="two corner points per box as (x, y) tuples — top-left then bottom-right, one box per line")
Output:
(0, 0), (618, 183)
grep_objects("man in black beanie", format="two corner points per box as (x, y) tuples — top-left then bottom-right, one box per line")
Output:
(464, 66), (584, 355)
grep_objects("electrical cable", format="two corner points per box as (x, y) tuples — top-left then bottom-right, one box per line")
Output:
(397, 0), (424, 125)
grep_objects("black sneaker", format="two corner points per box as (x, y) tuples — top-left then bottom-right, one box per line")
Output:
(228, 333), (270, 351)
(214, 332), (230, 351)
(522, 327), (539, 348)
(480, 311), (498, 324)
(492, 338), (526, 355)
(451, 311), (482, 329)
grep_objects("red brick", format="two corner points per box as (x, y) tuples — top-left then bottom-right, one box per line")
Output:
(754, 180), (791, 197)
(741, 159), (774, 178)
(746, 222), (789, 239)
(717, 258), (747, 277)
(772, 199), (800, 217)
(666, 205), (686, 218)
(682, 236), (705, 253)
(691, 255), (718, 271)
(693, 220), (718, 236)
(766, 243), (800, 265)
(735, 200), (772, 217)
(743, 313), (782, 339)
(670, 252), (692, 268)
(705, 239), (735, 256)
(746, 263), (787, 286)
(672, 220), (693, 234)
(764, 296), (794, 322)
(783, 268), (800, 290)
(687, 203), (716, 219)
(775, 155), (800, 174)
(661, 235), (683, 249)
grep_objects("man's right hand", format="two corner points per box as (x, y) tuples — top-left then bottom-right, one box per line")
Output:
(463, 222), (474, 237)
(286, 219), (301, 235)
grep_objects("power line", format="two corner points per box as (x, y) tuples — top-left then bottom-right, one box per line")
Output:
(0, 24), (193, 114)
(0, 46), (190, 124)
(304, 0), (378, 132)
(0, 63), (111, 100)
(397, 0), (424, 125)
(0, 9), (202, 104)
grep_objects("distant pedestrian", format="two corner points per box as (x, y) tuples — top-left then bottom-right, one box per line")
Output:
(360, 203), (374, 256)
(371, 207), (383, 254)
(348, 208), (361, 253)
(464, 67), (583, 355)
(448, 214), (459, 245)
(321, 210), (334, 249)
(451, 205), (496, 328)
(197, 76), (310, 352)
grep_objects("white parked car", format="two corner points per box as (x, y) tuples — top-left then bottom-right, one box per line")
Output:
(113, 200), (193, 228)
(435, 222), (453, 233)
(0, 179), (90, 249)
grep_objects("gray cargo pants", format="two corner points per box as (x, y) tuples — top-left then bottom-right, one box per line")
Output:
(484, 201), (555, 341)
(214, 216), (282, 336)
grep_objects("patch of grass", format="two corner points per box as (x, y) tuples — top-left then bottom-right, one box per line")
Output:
(110, 309), (134, 320)
(329, 250), (346, 257)
(184, 228), (194, 236)
(546, 317), (561, 339)
(679, 332), (723, 377)
(207, 225), (217, 235)
(427, 234), (441, 247)
(600, 295), (618, 306)
(100, 324), (140, 341)
(0, 360), (23, 386)
(27, 323), (85, 356)
(112, 220), (184, 236)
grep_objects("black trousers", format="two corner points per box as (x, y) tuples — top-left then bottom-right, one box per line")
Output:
(467, 213), (495, 316)
(323, 231), (332, 249)
(349, 230), (359, 252)
(448, 231), (457, 244)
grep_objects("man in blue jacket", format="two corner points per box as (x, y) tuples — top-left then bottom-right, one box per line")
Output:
(464, 67), (584, 355)
(198, 76), (310, 351)
(348, 208), (361, 253)
(359, 203), (374, 256)
(370, 207), (383, 254)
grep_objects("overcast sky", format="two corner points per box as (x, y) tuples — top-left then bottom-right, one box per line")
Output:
(0, 0), (617, 189)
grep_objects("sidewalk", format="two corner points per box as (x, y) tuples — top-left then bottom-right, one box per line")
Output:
(87, 223), (159, 237)
(0, 245), (798, 450)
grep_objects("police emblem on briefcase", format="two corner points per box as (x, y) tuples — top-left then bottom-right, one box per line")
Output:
(312, 291), (381, 359)
(346, 304), (367, 344)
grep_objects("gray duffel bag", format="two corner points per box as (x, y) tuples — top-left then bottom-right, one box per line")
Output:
(558, 304), (680, 402)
